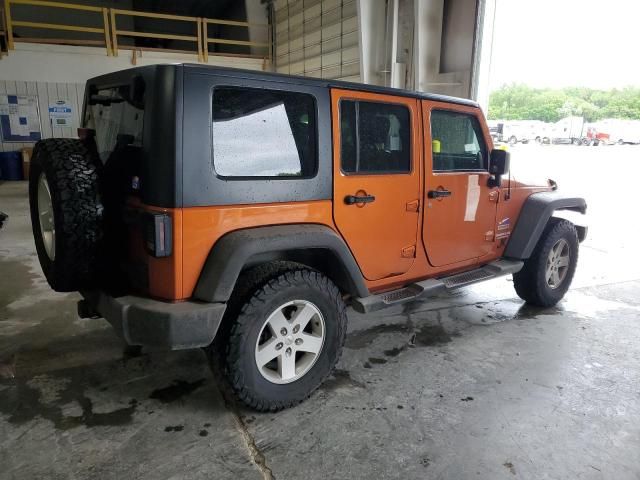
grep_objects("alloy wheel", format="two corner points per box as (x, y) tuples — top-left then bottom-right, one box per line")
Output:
(254, 300), (325, 384)
(37, 172), (55, 261)
(546, 238), (570, 289)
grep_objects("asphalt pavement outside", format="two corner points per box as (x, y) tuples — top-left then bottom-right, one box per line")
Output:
(1, 145), (639, 479)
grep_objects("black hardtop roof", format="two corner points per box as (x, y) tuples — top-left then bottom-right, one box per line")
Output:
(184, 64), (480, 108)
(87, 63), (480, 109)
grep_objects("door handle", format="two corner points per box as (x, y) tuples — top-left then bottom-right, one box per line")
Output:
(427, 189), (452, 199)
(344, 194), (376, 205)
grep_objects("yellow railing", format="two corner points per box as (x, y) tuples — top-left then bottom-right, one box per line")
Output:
(4, 0), (111, 55)
(202, 18), (270, 62)
(110, 8), (203, 61)
(3, 0), (271, 62)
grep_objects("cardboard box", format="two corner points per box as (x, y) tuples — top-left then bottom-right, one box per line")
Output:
(21, 147), (33, 181)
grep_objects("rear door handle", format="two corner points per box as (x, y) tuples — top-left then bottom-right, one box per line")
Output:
(427, 189), (452, 199)
(345, 194), (376, 205)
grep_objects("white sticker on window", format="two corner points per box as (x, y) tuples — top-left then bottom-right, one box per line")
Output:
(464, 143), (476, 152)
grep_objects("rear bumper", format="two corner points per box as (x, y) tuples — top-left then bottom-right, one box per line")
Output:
(80, 291), (226, 350)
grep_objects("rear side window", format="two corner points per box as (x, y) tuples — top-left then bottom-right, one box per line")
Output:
(340, 100), (411, 174)
(430, 110), (487, 172)
(212, 87), (317, 178)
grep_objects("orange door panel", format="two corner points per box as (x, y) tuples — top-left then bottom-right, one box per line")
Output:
(331, 89), (421, 281)
(422, 101), (499, 267)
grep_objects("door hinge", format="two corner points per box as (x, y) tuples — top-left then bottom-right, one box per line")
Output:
(401, 245), (416, 258)
(406, 199), (420, 212)
(489, 191), (500, 202)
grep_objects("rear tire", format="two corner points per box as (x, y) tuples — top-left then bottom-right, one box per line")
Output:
(513, 220), (579, 307)
(29, 139), (103, 291)
(213, 268), (347, 411)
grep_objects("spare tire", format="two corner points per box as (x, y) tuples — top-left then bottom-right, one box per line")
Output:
(29, 139), (103, 292)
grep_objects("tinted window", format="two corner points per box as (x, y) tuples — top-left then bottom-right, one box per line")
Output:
(430, 110), (487, 171)
(212, 87), (316, 177)
(340, 100), (411, 174)
(84, 86), (144, 162)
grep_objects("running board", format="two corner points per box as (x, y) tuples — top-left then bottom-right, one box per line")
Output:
(352, 259), (524, 314)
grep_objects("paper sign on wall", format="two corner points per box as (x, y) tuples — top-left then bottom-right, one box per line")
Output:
(0, 94), (42, 142)
(48, 99), (73, 127)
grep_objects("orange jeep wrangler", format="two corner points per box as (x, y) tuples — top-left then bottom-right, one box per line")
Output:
(29, 65), (587, 411)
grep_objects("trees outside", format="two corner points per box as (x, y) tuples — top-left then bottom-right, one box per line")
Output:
(488, 84), (640, 122)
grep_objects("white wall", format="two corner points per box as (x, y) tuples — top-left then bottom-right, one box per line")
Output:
(0, 80), (84, 153)
(0, 43), (265, 152)
(472, 0), (497, 112)
(413, 0), (472, 98)
(357, 0), (386, 86)
(244, 0), (271, 57)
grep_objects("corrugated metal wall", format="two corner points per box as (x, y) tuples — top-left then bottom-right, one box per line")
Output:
(274, 0), (360, 82)
(0, 81), (85, 153)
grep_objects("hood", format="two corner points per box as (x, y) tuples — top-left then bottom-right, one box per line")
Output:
(506, 151), (554, 189)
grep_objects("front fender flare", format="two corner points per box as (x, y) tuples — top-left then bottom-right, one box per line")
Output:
(193, 224), (369, 303)
(504, 191), (587, 259)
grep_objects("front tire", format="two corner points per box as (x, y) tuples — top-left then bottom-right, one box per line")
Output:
(513, 220), (579, 307)
(217, 268), (347, 411)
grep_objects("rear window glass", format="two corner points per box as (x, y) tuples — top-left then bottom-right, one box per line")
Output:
(212, 87), (317, 178)
(83, 86), (144, 162)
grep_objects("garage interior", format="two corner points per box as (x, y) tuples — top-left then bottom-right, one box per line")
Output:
(1, 0), (639, 479)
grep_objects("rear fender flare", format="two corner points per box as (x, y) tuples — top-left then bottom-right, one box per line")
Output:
(193, 224), (369, 302)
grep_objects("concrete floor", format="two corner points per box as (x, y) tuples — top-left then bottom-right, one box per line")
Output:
(1, 145), (639, 479)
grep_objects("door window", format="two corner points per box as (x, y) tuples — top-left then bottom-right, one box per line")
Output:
(430, 110), (487, 172)
(340, 100), (411, 174)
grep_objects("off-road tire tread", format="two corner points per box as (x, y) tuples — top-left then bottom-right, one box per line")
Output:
(29, 138), (103, 291)
(513, 219), (579, 307)
(223, 268), (347, 412)
(208, 262), (305, 364)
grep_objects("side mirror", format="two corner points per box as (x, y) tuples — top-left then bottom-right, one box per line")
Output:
(488, 149), (510, 187)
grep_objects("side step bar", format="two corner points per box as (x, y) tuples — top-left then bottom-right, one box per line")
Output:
(352, 259), (524, 314)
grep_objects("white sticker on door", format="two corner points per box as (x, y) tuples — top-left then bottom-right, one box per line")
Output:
(464, 174), (480, 222)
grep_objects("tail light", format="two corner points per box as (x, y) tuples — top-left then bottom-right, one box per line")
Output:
(144, 213), (172, 257)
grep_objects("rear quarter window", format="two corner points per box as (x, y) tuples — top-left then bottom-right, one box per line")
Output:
(212, 87), (317, 178)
